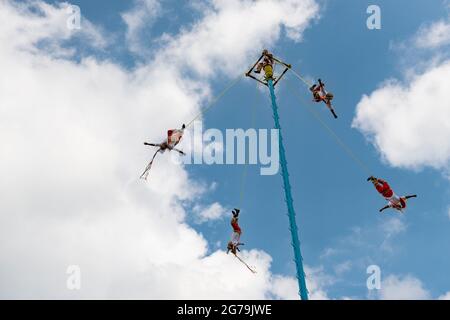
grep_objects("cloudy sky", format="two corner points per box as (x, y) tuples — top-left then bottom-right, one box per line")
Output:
(0, 0), (449, 299)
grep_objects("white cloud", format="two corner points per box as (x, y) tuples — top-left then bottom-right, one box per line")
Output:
(415, 19), (450, 49)
(334, 261), (352, 275)
(438, 292), (450, 300)
(270, 266), (331, 300)
(0, 0), (107, 57)
(353, 60), (450, 173)
(0, 0), (321, 299)
(194, 202), (229, 223)
(155, 0), (319, 77)
(379, 217), (407, 252)
(320, 247), (340, 259)
(121, 0), (161, 55)
(270, 275), (299, 299)
(375, 273), (450, 300)
(379, 275), (431, 300)
(382, 217), (406, 238)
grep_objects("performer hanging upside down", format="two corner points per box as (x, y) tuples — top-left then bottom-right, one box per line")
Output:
(227, 208), (244, 255)
(140, 124), (186, 180)
(309, 79), (337, 119)
(367, 176), (417, 212)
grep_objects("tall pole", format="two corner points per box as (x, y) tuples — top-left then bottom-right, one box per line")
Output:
(268, 78), (309, 300)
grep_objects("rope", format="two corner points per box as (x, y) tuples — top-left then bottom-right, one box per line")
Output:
(238, 160), (249, 208)
(234, 253), (257, 274)
(290, 68), (313, 88)
(285, 77), (373, 176)
(238, 86), (260, 208)
(186, 75), (243, 128)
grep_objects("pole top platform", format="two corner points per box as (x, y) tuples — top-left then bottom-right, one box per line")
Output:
(245, 49), (291, 87)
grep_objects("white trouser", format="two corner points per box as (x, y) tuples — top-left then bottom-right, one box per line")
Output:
(386, 193), (401, 208)
(231, 231), (241, 245)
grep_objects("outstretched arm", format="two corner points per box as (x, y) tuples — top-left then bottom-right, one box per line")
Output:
(379, 205), (390, 212)
(172, 147), (186, 156)
(144, 142), (160, 147)
(404, 195), (417, 199)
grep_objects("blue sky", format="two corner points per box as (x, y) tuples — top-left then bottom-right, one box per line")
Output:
(161, 0), (449, 298)
(1, 0), (450, 299)
(56, 0), (450, 298)
(196, 0), (449, 298)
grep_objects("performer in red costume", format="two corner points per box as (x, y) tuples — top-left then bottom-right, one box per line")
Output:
(227, 208), (244, 255)
(367, 176), (417, 213)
